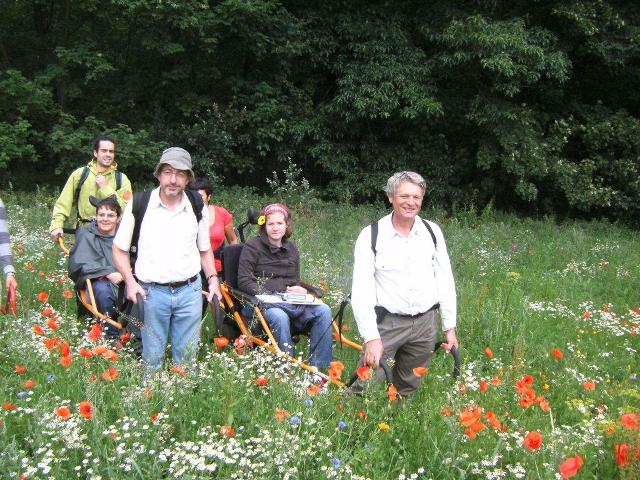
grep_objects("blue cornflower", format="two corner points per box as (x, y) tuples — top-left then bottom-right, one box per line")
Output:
(331, 458), (340, 469)
(290, 416), (301, 426)
(46, 374), (56, 382)
(16, 391), (28, 399)
(337, 420), (347, 430)
(630, 374), (637, 381)
(304, 399), (313, 407)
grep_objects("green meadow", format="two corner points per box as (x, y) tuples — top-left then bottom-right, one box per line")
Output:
(0, 189), (638, 479)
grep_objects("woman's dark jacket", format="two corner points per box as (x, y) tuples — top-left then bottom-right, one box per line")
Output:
(237, 233), (300, 295)
(68, 221), (117, 288)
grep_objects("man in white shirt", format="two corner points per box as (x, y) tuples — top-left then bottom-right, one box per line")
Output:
(351, 171), (458, 397)
(112, 147), (221, 372)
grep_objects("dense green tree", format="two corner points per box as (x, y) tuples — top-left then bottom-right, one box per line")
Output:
(1, 0), (639, 221)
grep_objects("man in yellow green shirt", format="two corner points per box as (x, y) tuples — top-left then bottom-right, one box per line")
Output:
(49, 136), (132, 240)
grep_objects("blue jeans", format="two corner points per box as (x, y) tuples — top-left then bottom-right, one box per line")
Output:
(140, 276), (203, 371)
(92, 279), (119, 339)
(244, 302), (333, 368)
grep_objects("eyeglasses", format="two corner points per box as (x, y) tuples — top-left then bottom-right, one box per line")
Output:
(97, 212), (118, 219)
(160, 169), (189, 180)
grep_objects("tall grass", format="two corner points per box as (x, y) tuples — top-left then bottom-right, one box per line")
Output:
(0, 188), (638, 479)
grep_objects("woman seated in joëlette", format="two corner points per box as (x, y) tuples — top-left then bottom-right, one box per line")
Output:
(237, 203), (333, 369)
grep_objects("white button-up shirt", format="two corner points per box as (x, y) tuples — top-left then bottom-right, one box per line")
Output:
(351, 213), (456, 343)
(114, 188), (210, 284)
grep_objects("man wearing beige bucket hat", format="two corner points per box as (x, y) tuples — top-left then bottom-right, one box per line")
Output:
(113, 147), (220, 373)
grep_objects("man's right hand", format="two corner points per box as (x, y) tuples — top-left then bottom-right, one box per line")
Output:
(126, 281), (147, 303)
(363, 338), (384, 368)
(51, 228), (63, 241)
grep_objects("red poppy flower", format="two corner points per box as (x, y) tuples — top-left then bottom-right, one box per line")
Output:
(213, 336), (229, 351)
(119, 331), (131, 343)
(149, 412), (159, 422)
(101, 367), (118, 382)
(412, 366), (428, 377)
(306, 384), (321, 397)
(559, 455), (583, 478)
(484, 411), (503, 431)
(219, 425), (234, 437)
(62, 290), (74, 299)
(78, 401), (93, 420)
(56, 407), (71, 420)
(254, 377), (269, 388)
(491, 376), (502, 386)
(459, 406), (482, 427)
(41, 307), (53, 317)
(275, 408), (290, 422)
(170, 365), (186, 377)
(479, 380), (489, 393)
(539, 400), (551, 412)
(2, 403), (17, 411)
(37, 292), (49, 303)
(522, 431), (542, 450)
(100, 349), (119, 361)
(23, 379), (35, 390)
(615, 443), (629, 466)
(356, 365), (371, 381)
(57, 341), (70, 357)
(78, 348), (93, 359)
(328, 361), (345, 380)
(60, 354), (73, 368)
(46, 317), (60, 331)
(582, 382), (596, 391)
(32, 324), (45, 336)
(387, 384), (398, 401)
(484, 347), (494, 359)
(551, 348), (564, 361)
(357, 410), (368, 420)
(43, 337), (61, 351)
(86, 323), (102, 342)
(620, 413), (639, 430)
(464, 420), (486, 440)
(441, 407), (452, 417)
(15, 365), (26, 375)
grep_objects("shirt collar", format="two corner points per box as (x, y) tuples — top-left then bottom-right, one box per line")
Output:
(381, 213), (426, 239)
(149, 187), (190, 213)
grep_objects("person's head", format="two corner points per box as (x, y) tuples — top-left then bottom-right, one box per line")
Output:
(92, 136), (116, 171)
(154, 147), (194, 202)
(189, 176), (212, 205)
(89, 195), (120, 235)
(259, 203), (293, 245)
(384, 171), (426, 222)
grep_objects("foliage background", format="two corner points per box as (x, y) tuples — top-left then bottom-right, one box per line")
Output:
(2, 0), (640, 222)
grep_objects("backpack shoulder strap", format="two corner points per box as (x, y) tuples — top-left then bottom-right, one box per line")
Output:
(73, 167), (90, 214)
(130, 190), (152, 261)
(370, 218), (437, 257)
(421, 218), (437, 249)
(184, 189), (204, 224)
(115, 170), (122, 191)
(370, 222), (378, 256)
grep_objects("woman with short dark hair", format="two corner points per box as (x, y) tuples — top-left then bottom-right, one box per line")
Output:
(68, 195), (122, 338)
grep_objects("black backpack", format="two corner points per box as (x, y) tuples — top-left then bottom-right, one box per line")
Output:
(128, 188), (204, 267)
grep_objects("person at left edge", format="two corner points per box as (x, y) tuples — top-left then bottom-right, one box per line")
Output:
(49, 136), (132, 241)
(112, 147), (221, 372)
(0, 197), (18, 298)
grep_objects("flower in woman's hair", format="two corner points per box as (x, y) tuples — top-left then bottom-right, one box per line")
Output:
(257, 215), (266, 225)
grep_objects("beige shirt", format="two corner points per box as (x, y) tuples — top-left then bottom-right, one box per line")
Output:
(114, 188), (210, 283)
